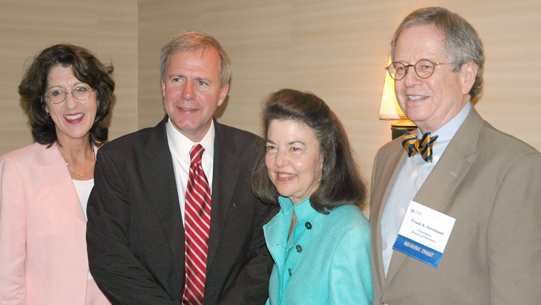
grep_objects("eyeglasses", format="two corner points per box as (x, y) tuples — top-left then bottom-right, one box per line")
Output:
(45, 85), (94, 104)
(385, 59), (455, 80)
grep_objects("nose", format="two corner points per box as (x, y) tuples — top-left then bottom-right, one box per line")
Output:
(274, 149), (288, 167)
(403, 66), (422, 87)
(182, 81), (194, 100)
(64, 92), (79, 110)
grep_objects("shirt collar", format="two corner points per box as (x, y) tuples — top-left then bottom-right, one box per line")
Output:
(278, 196), (319, 222)
(166, 118), (215, 164)
(414, 102), (472, 161)
(429, 102), (472, 142)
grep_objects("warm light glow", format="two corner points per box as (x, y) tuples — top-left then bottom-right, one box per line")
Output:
(379, 56), (406, 120)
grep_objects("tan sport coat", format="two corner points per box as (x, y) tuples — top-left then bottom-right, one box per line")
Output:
(370, 107), (541, 305)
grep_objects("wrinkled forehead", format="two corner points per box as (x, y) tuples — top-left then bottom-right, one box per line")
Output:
(395, 24), (447, 61)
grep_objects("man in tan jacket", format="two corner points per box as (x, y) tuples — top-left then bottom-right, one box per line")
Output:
(370, 7), (541, 305)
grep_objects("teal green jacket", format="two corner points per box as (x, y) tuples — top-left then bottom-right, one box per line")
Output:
(264, 196), (372, 305)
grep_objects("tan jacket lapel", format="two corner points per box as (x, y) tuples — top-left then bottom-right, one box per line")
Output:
(384, 107), (484, 287)
(370, 138), (408, 291)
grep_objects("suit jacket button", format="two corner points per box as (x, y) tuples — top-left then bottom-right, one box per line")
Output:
(296, 245), (302, 253)
(305, 222), (312, 229)
(288, 268), (292, 276)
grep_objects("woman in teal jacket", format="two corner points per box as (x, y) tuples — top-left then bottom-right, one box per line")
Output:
(252, 89), (372, 304)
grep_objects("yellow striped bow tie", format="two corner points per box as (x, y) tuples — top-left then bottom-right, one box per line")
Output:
(402, 132), (438, 162)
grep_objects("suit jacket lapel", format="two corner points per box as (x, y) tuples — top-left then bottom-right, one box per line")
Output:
(413, 108), (483, 211)
(206, 120), (240, 268)
(38, 143), (86, 224)
(139, 118), (185, 281)
(385, 107), (484, 286)
(371, 139), (407, 291)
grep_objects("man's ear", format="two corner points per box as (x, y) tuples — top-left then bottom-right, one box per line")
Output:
(161, 80), (166, 98)
(217, 83), (229, 107)
(461, 61), (478, 95)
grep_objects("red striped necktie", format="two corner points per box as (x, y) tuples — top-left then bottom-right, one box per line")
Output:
(183, 144), (212, 305)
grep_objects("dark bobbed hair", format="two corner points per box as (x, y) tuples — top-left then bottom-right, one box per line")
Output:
(18, 44), (115, 147)
(251, 89), (367, 214)
(391, 7), (484, 100)
(160, 31), (231, 88)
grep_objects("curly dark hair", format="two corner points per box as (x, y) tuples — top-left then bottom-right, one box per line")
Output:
(251, 89), (367, 214)
(19, 44), (115, 147)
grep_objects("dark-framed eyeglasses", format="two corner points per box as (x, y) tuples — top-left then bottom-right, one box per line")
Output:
(45, 85), (94, 104)
(385, 59), (455, 80)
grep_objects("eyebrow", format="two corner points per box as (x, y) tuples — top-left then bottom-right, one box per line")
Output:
(46, 82), (86, 91)
(167, 74), (212, 82)
(266, 139), (306, 145)
(167, 74), (184, 79)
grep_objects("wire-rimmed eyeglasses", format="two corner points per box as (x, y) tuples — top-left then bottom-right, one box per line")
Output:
(385, 59), (455, 80)
(45, 85), (94, 104)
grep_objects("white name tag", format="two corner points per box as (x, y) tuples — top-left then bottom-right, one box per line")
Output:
(393, 201), (456, 267)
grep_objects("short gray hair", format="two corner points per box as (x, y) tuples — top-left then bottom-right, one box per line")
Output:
(391, 7), (484, 100)
(160, 31), (231, 87)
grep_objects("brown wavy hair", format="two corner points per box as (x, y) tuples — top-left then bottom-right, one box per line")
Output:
(251, 89), (367, 214)
(19, 44), (115, 147)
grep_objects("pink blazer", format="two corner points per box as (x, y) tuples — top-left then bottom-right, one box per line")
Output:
(0, 143), (109, 305)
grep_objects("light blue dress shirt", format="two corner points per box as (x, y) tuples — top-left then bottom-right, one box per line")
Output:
(264, 196), (372, 305)
(380, 102), (472, 277)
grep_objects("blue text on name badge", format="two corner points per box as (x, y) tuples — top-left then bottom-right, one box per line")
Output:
(393, 235), (443, 267)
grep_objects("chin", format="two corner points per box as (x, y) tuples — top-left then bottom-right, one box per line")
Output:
(275, 188), (294, 199)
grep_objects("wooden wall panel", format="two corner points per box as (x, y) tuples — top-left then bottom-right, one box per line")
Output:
(289, 0), (394, 179)
(137, 1), (203, 129)
(202, 1), (293, 133)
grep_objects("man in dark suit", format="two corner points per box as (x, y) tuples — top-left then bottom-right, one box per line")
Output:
(87, 31), (276, 304)
(370, 7), (541, 305)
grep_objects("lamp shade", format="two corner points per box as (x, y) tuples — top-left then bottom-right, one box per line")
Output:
(379, 56), (406, 120)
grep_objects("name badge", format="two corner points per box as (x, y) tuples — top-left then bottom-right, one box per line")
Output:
(393, 201), (455, 267)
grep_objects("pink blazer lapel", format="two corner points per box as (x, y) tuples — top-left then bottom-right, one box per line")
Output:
(35, 144), (86, 224)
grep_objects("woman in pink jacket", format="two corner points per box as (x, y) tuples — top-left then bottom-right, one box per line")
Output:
(0, 44), (114, 305)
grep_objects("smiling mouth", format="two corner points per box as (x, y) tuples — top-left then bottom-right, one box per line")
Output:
(178, 106), (198, 111)
(64, 113), (84, 120)
(407, 95), (428, 101)
(277, 173), (296, 178)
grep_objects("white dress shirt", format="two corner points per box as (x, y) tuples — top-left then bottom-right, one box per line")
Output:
(166, 119), (215, 226)
(380, 102), (472, 277)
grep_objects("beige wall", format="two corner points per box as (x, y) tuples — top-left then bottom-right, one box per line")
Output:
(2, 1), (540, 194)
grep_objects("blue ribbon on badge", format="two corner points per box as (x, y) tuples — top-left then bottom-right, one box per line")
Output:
(393, 234), (443, 268)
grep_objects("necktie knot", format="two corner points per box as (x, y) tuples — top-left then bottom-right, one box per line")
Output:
(190, 144), (204, 165)
(402, 132), (438, 162)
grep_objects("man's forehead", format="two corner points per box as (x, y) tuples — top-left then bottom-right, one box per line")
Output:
(395, 24), (445, 56)
(172, 46), (218, 59)
(165, 47), (221, 71)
